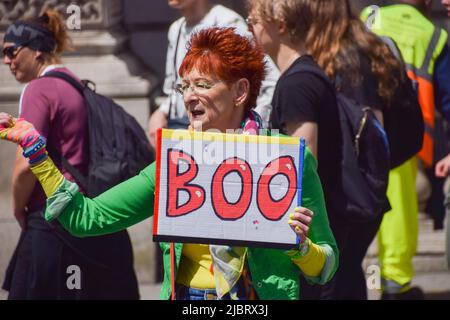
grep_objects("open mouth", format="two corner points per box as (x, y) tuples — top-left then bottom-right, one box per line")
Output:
(190, 109), (205, 118)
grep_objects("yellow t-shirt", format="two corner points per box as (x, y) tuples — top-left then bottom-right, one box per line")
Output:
(176, 244), (216, 289)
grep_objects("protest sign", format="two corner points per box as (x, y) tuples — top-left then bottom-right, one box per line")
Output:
(153, 129), (305, 249)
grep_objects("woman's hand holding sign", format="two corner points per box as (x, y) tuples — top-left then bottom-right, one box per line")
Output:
(288, 206), (314, 243)
(286, 206), (326, 277)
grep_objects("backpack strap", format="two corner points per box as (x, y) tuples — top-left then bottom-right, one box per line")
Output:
(46, 144), (88, 191)
(43, 71), (89, 191)
(380, 35), (403, 61)
(44, 71), (85, 94)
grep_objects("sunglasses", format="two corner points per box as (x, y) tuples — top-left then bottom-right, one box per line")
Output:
(2, 43), (27, 60)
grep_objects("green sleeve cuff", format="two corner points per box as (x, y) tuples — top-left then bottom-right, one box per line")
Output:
(44, 179), (80, 221)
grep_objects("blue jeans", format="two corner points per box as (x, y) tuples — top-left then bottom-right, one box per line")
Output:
(174, 272), (256, 300)
(175, 285), (229, 300)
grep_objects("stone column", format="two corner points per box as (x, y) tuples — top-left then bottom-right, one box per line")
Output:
(0, 0), (158, 295)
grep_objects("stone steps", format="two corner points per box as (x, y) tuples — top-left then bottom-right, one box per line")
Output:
(363, 213), (448, 273)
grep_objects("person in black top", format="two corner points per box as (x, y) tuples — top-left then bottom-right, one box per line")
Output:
(246, 0), (339, 192)
(247, 0), (405, 299)
(270, 56), (341, 196)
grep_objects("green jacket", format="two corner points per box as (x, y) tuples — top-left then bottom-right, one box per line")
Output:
(53, 147), (338, 300)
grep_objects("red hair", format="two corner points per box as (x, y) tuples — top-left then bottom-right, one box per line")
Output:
(179, 27), (266, 110)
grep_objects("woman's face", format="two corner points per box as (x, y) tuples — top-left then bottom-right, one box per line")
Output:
(180, 68), (246, 132)
(2, 42), (41, 83)
(247, 9), (280, 60)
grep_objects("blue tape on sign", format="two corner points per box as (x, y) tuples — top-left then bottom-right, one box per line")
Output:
(296, 138), (306, 246)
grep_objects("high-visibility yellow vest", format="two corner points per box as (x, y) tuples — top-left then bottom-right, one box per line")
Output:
(361, 4), (448, 168)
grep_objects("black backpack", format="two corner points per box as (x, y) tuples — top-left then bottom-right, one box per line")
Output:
(383, 75), (424, 169)
(380, 36), (424, 169)
(293, 65), (391, 222)
(44, 71), (154, 197)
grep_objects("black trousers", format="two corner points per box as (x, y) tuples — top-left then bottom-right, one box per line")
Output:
(425, 167), (446, 230)
(2, 210), (139, 300)
(301, 213), (383, 300)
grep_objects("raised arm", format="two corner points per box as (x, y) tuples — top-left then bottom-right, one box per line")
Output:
(0, 114), (156, 237)
(55, 163), (156, 237)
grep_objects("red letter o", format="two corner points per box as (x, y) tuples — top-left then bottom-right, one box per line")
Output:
(212, 158), (253, 220)
(257, 156), (297, 221)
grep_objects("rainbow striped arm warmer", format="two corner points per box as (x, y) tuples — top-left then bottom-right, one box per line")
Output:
(0, 118), (48, 165)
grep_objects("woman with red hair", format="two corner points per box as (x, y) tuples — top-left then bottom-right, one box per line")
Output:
(0, 27), (338, 300)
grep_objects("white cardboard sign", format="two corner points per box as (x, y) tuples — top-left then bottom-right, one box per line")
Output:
(153, 129), (305, 249)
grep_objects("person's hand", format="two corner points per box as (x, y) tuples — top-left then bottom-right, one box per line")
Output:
(0, 112), (14, 129)
(288, 206), (314, 243)
(0, 115), (47, 165)
(0, 115), (39, 148)
(435, 153), (450, 177)
(147, 109), (168, 149)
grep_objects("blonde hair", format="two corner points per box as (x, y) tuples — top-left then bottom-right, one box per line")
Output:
(247, 0), (403, 105)
(246, 0), (313, 44)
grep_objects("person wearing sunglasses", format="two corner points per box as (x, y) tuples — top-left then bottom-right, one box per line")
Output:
(1, 27), (338, 300)
(1, 10), (139, 300)
(2, 40), (31, 61)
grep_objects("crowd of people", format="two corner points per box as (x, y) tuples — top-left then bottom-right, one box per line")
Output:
(0, 0), (449, 300)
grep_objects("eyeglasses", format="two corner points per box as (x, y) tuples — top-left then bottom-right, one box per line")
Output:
(245, 16), (259, 26)
(175, 79), (220, 96)
(2, 44), (25, 60)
